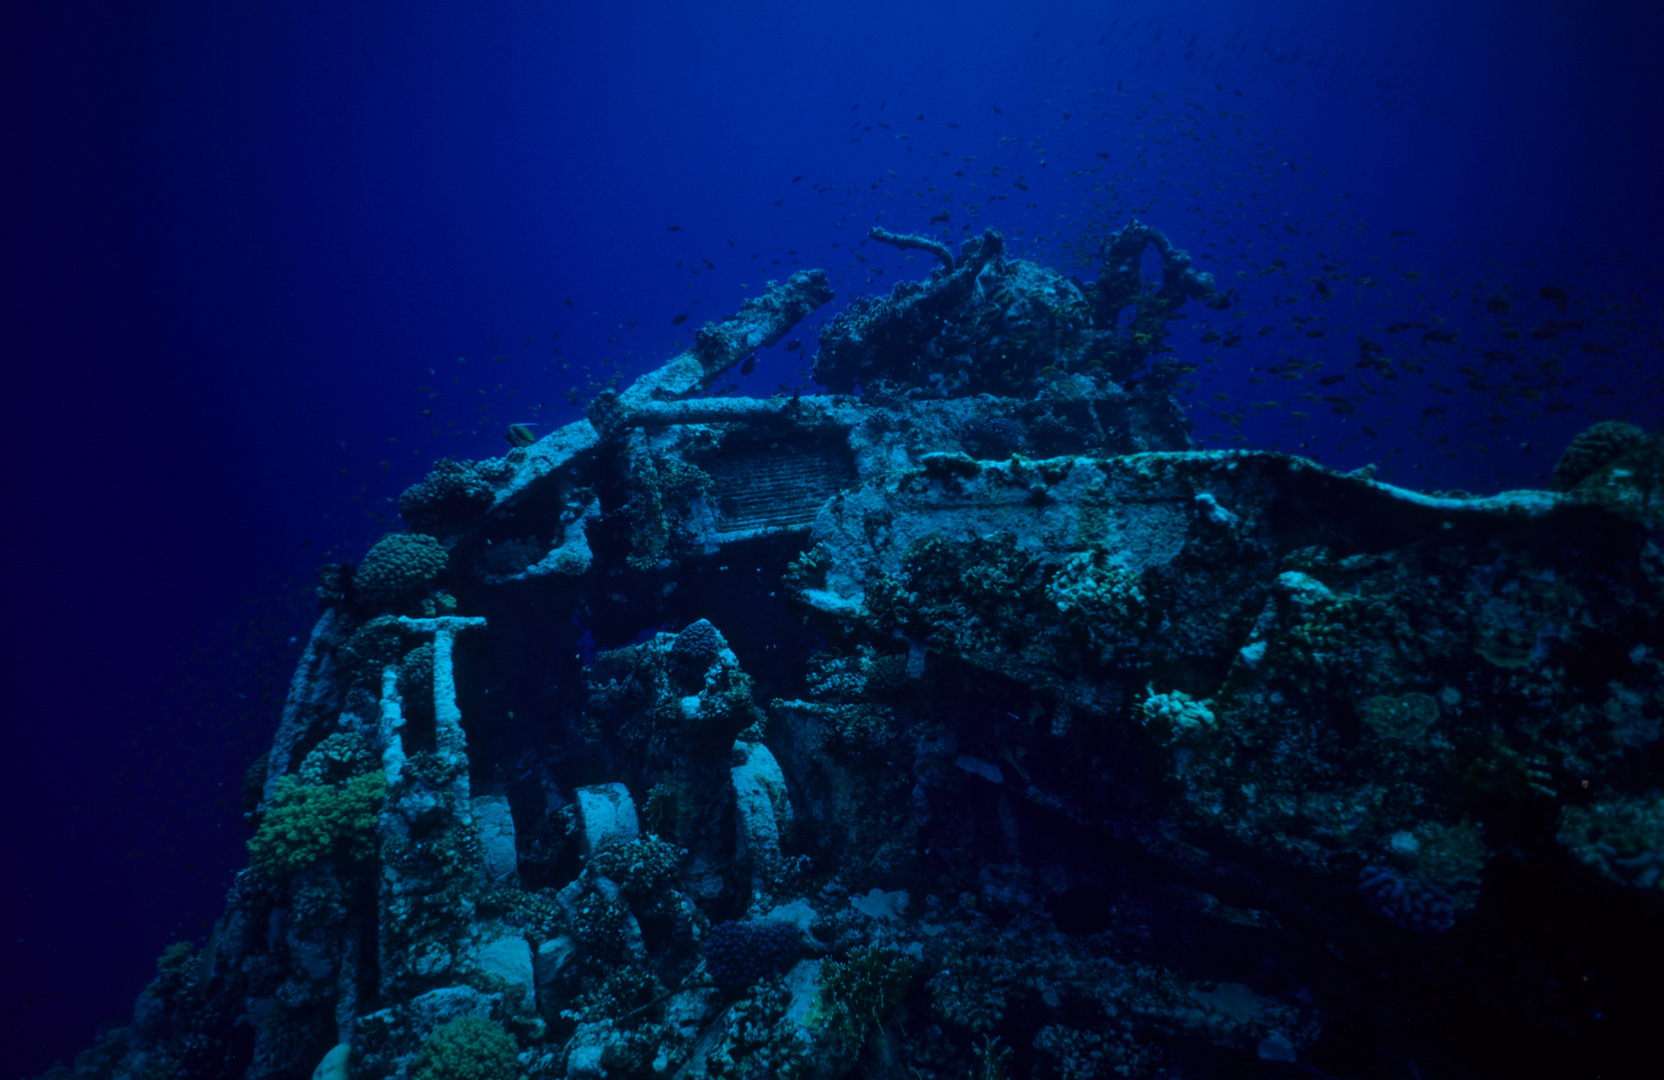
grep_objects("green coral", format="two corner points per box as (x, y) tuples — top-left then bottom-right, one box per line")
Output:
(816, 946), (914, 1051)
(248, 770), (387, 879)
(355, 532), (447, 606)
(412, 1016), (519, 1080)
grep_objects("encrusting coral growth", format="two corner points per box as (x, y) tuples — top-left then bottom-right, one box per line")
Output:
(1550, 419), (1645, 490)
(39, 228), (1664, 1080)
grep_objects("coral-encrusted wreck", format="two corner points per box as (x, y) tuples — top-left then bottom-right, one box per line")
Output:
(53, 225), (1664, 1079)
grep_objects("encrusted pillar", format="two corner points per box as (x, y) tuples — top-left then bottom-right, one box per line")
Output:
(396, 615), (486, 817)
(376, 615), (487, 998)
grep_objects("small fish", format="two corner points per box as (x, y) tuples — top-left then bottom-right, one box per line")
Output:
(1483, 350), (1519, 364)
(1484, 295), (1511, 314)
(1420, 329), (1456, 345)
(666, 225), (682, 232)
(993, 104), (1003, 113)
(1538, 284), (1569, 312)
(784, 340), (802, 351)
(791, 175), (804, 183)
(672, 313), (690, 325)
(505, 423), (537, 448)
(702, 258), (715, 269)
(930, 210), (950, 223)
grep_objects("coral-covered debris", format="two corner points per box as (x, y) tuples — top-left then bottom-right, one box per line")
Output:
(46, 233), (1664, 1080)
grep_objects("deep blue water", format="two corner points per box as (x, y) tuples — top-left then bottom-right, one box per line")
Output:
(2, 0), (1661, 1073)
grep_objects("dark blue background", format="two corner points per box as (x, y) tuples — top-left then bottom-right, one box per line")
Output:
(4, 0), (1661, 1073)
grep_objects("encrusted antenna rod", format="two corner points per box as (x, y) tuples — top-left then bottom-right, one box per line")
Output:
(868, 225), (955, 270)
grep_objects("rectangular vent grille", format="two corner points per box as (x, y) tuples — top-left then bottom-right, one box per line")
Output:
(705, 448), (855, 534)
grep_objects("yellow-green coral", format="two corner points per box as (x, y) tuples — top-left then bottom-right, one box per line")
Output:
(248, 771), (386, 878)
(816, 946), (914, 1051)
(412, 1016), (518, 1080)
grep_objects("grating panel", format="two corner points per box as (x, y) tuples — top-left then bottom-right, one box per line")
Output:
(705, 447), (855, 533)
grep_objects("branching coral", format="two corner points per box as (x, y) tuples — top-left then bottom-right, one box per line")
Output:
(816, 945), (914, 1051)
(247, 771), (387, 879)
(412, 1017), (519, 1080)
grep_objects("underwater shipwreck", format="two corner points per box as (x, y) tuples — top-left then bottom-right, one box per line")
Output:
(61, 223), (1664, 1079)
